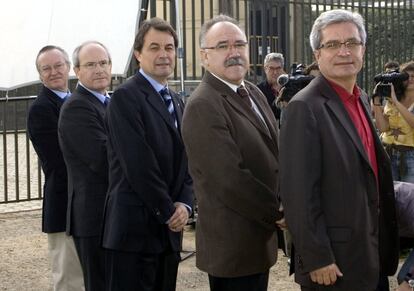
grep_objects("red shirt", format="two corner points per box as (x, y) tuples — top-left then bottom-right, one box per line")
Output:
(328, 80), (378, 182)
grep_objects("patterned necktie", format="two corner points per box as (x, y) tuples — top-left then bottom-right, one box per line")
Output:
(237, 85), (252, 107)
(159, 88), (177, 127)
(103, 96), (110, 107)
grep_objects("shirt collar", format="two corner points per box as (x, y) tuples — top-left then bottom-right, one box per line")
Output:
(327, 79), (361, 103)
(139, 68), (168, 93)
(210, 72), (245, 93)
(49, 88), (70, 100)
(78, 82), (109, 104)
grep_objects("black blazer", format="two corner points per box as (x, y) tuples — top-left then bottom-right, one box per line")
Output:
(102, 72), (193, 253)
(257, 80), (281, 120)
(58, 85), (108, 237)
(27, 86), (68, 233)
(280, 75), (399, 290)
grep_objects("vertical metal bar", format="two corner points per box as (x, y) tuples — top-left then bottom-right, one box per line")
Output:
(150, 0), (156, 18)
(2, 101), (8, 202)
(14, 101), (19, 201)
(191, 0), (196, 79)
(25, 100), (31, 199)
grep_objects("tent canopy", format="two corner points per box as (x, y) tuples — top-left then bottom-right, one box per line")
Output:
(1, 0), (141, 90)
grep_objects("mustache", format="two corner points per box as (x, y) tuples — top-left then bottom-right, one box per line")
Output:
(224, 57), (245, 67)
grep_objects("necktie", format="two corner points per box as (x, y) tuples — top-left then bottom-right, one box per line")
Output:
(63, 92), (71, 101)
(103, 96), (110, 107)
(237, 85), (252, 107)
(159, 88), (177, 127)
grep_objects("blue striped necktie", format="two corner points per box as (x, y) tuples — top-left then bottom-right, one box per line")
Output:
(159, 88), (177, 127)
(104, 96), (110, 107)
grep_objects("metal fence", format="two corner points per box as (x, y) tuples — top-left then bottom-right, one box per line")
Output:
(1, 0), (413, 204)
(0, 96), (43, 204)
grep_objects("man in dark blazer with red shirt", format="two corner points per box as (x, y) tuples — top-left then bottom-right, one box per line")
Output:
(280, 9), (398, 291)
(102, 18), (193, 291)
(28, 45), (84, 291)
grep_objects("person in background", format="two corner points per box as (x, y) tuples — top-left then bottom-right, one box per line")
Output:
(58, 41), (112, 291)
(27, 45), (85, 291)
(102, 18), (193, 291)
(257, 52), (285, 122)
(280, 9), (398, 290)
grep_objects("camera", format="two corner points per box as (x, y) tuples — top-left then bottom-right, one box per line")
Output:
(373, 69), (408, 103)
(277, 63), (314, 102)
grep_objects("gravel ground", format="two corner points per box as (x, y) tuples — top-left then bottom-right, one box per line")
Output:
(0, 209), (402, 291)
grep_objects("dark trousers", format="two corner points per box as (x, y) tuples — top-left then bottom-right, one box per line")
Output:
(73, 235), (106, 291)
(105, 248), (180, 291)
(208, 271), (269, 291)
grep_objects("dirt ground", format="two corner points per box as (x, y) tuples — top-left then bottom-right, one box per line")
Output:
(0, 209), (400, 291)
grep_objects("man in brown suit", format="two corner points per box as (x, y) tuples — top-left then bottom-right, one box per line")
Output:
(182, 15), (283, 291)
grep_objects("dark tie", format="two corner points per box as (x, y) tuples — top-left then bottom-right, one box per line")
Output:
(103, 96), (110, 107)
(159, 88), (177, 127)
(237, 85), (252, 107)
(63, 92), (71, 102)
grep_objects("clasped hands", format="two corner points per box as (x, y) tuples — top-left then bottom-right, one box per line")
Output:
(167, 202), (189, 232)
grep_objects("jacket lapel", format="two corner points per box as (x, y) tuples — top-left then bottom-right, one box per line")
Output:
(320, 77), (372, 167)
(204, 72), (272, 139)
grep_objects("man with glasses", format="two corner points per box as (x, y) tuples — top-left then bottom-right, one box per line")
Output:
(28, 45), (85, 291)
(182, 15), (283, 291)
(279, 9), (398, 290)
(257, 52), (285, 121)
(58, 41), (112, 291)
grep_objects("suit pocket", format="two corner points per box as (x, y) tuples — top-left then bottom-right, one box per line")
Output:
(327, 227), (352, 243)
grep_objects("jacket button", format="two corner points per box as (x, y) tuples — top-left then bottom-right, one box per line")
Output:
(155, 209), (161, 216)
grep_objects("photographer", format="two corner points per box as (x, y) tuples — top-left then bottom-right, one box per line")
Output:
(373, 61), (414, 182)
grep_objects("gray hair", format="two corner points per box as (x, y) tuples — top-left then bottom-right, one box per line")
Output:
(199, 14), (243, 48)
(264, 53), (284, 68)
(72, 40), (112, 68)
(35, 45), (70, 73)
(309, 9), (366, 51)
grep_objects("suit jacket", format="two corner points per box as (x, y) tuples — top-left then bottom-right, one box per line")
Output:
(102, 71), (193, 253)
(58, 85), (108, 237)
(27, 86), (68, 233)
(181, 71), (281, 278)
(257, 80), (281, 120)
(279, 75), (399, 290)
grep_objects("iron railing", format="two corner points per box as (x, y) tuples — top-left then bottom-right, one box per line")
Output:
(0, 96), (42, 204)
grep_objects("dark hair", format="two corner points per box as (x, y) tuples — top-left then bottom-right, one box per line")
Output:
(134, 18), (178, 52)
(35, 45), (70, 72)
(199, 14), (241, 47)
(384, 60), (400, 72)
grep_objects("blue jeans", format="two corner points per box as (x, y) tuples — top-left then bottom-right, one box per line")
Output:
(390, 149), (414, 183)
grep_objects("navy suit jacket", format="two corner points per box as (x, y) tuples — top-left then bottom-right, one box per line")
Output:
(102, 72), (193, 253)
(58, 85), (108, 237)
(27, 86), (68, 233)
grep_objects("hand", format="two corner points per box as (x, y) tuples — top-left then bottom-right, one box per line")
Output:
(275, 217), (287, 230)
(310, 263), (343, 286)
(167, 202), (189, 232)
(389, 83), (398, 104)
(397, 281), (413, 291)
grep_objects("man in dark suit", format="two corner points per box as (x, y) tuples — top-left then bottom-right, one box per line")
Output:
(181, 15), (283, 291)
(102, 18), (193, 291)
(279, 9), (399, 291)
(27, 45), (84, 291)
(58, 41), (112, 291)
(257, 52), (285, 121)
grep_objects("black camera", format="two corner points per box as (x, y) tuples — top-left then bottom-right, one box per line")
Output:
(373, 69), (408, 103)
(277, 63), (314, 102)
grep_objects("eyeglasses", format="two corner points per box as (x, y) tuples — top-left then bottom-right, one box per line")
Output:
(266, 66), (283, 72)
(202, 41), (248, 53)
(79, 60), (111, 70)
(318, 40), (363, 51)
(40, 62), (67, 74)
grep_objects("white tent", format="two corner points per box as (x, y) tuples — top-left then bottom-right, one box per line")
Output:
(0, 0), (142, 90)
